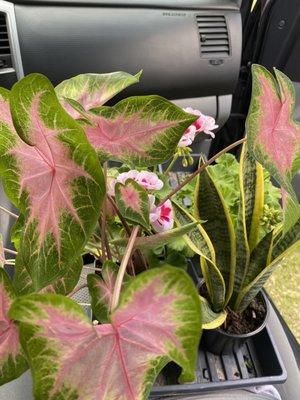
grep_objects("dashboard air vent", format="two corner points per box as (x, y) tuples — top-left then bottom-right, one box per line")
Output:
(196, 15), (230, 58)
(0, 12), (12, 69)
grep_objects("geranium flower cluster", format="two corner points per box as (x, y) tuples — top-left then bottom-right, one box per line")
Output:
(178, 107), (219, 148)
(109, 170), (174, 232)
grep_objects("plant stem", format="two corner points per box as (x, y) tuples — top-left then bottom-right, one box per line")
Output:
(99, 216), (106, 262)
(3, 247), (17, 256)
(158, 138), (246, 206)
(99, 162), (112, 261)
(107, 195), (147, 271)
(0, 206), (18, 219)
(68, 283), (88, 297)
(164, 153), (179, 175)
(111, 226), (139, 311)
(83, 265), (102, 272)
(107, 195), (131, 236)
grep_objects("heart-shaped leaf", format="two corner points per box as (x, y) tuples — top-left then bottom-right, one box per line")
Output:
(10, 267), (202, 400)
(87, 260), (131, 323)
(246, 65), (300, 200)
(55, 71), (142, 119)
(0, 269), (28, 385)
(115, 178), (150, 229)
(39, 257), (83, 295)
(14, 249), (83, 296)
(0, 75), (105, 291)
(82, 95), (197, 166)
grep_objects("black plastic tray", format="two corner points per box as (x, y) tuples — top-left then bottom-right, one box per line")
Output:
(150, 325), (287, 397)
(149, 261), (287, 397)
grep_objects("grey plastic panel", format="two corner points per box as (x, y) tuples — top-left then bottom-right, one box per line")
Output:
(0, 0), (24, 81)
(15, 5), (242, 99)
(9, 1), (241, 10)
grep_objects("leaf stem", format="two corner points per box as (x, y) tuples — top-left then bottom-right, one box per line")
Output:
(3, 247), (17, 256)
(158, 138), (247, 206)
(111, 226), (140, 311)
(107, 195), (131, 236)
(0, 206), (18, 219)
(99, 162), (112, 261)
(107, 195), (147, 271)
(83, 265), (102, 272)
(165, 153), (179, 175)
(68, 283), (88, 298)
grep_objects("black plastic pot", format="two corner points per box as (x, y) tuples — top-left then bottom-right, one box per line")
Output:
(201, 291), (269, 355)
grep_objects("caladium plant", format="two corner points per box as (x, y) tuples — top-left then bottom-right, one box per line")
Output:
(0, 75), (105, 293)
(173, 68), (300, 327)
(9, 267), (201, 400)
(0, 65), (298, 400)
(246, 65), (300, 232)
(0, 69), (210, 400)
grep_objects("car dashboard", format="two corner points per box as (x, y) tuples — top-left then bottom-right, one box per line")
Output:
(0, 0), (242, 129)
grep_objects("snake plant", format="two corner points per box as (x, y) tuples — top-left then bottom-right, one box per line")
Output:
(175, 64), (300, 315)
(175, 144), (299, 314)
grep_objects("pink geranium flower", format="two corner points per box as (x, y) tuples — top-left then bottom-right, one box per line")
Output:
(178, 125), (196, 148)
(117, 170), (163, 191)
(117, 170), (139, 185)
(149, 195), (174, 232)
(179, 107), (219, 147)
(135, 171), (164, 190)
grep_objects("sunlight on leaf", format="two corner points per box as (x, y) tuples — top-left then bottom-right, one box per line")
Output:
(10, 267), (201, 400)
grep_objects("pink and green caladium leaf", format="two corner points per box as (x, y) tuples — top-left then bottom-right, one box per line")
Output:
(115, 178), (150, 229)
(0, 269), (28, 385)
(87, 261), (130, 323)
(0, 75), (105, 291)
(246, 65), (300, 200)
(10, 267), (201, 400)
(55, 71), (142, 119)
(82, 96), (197, 166)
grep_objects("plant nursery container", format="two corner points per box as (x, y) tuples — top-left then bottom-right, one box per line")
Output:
(148, 261), (287, 397)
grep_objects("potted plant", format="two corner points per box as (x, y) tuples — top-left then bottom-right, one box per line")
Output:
(0, 64), (298, 399)
(175, 65), (300, 355)
(0, 69), (223, 399)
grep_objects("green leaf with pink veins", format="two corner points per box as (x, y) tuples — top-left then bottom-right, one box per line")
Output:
(115, 178), (150, 229)
(0, 75), (105, 293)
(55, 71), (142, 119)
(0, 269), (28, 385)
(9, 266), (202, 400)
(246, 65), (300, 200)
(82, 96), (197, 167)
(87, 261), (131, 323)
